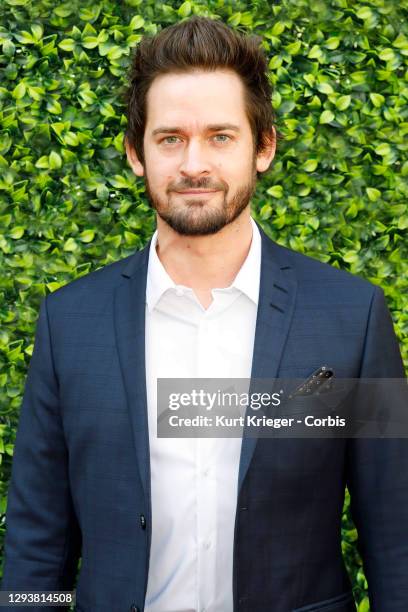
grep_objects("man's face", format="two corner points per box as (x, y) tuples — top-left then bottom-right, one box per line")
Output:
(126, 69), (275, 236)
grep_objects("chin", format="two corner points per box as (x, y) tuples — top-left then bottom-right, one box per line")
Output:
(159, 210), (230, 236)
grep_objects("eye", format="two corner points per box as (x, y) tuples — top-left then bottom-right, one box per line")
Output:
(213, 134), (231, 143)
(162, 136), (182, 144)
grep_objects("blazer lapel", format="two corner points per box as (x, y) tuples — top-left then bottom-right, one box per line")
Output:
(113, 242), (151, 501)
(238, 225), (298, 492)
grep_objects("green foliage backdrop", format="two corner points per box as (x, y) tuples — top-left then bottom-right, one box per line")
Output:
(0, 0), (407, 608)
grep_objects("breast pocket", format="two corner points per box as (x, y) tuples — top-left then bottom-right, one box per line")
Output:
(281, 379), (356, 416)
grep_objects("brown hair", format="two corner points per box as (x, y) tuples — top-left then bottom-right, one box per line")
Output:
(123, 16), (282, 167)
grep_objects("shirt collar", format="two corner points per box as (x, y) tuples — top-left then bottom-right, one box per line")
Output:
(146, 216), (261, 312)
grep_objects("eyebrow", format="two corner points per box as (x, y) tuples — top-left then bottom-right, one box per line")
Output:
(151, 123), (241, 136)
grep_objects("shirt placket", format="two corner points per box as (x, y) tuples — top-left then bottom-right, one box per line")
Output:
(196, 311), (217, 612)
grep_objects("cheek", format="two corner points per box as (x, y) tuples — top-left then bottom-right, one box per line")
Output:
(149, 157), (177, 183)
(145, 157), (172, 185)
(149, 171), (176, 194)
(223, 159), (251, 182)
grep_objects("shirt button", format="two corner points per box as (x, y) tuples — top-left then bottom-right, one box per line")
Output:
(203, 540), (211, 550)
(140, 514), (146, 530)
(203, 468), (210, 477)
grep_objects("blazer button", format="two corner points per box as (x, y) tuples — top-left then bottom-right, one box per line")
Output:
(129, 606), (140, 612)
(140, 514), (146, 530)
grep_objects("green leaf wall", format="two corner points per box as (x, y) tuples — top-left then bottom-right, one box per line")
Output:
(1, 1), (407, 608)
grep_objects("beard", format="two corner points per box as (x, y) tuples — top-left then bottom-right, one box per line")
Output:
(143, 158), (258, 236)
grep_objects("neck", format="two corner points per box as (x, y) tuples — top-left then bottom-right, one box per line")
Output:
(155, 207), (253, 291)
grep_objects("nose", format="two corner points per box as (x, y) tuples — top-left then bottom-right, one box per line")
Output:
(179, 139), (211, 178)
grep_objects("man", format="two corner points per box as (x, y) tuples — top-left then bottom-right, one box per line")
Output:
(2, 16), (407, 612)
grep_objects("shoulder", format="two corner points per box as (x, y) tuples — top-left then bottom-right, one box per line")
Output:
(44, 244), (149, 314)
(263, 233), (378, 304)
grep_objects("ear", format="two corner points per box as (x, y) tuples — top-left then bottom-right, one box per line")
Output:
(125, 137), (145, 177)
(255, 126), (276, 173)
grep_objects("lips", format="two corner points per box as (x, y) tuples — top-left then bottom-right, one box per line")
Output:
(175, 189), (220, 194)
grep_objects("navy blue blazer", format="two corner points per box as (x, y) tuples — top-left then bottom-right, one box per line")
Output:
(2, 223), (407, 612)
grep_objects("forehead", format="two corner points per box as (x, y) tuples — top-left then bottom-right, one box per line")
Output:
(145, 69), (249, 131)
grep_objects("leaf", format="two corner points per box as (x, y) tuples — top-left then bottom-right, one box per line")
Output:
(54, 4), (74, 17)
(308, 45), (324, 60)
(14, 30), (35, 44)
(63, 237), (78, 252)
(319, 110), (335, 124)
(108, 174), (130, 189)
(82, 23), (97, 36)
(104, 235), (122, 248)
(78, 6), (101, 21)
(271, 22), (285, 36)
(303, 159), (318, 172)
(9, 226), (25, 239)
(107, 46), (124, 61)
(100, 101), (116, 118)
(35, 155), (49, 168)
(78, 89), (97, 105)
(12, 82), (26, 100)
(350, 71), (366, 84)
(51, 122), (66, 137)
(79, 229), (95, 243)
(58, 39), (76, 52)
(260, 204), (272, 219)
(356, 7), (373, 20)
(366, 187), (381, 202)
(28, 85), (45, 101)
(393, 33), (408, 51)
(324, 37), (340, 50)
(269, 55), (283, 70)
(343, 251), (359, 264)
(96, 184), (109, 200)
(286, 41), (301, 55)
(178, 1), (191, 17)
(130, 15), (145, 30)
(369, 93), (385, 107)
(3, 39), (15, 57)
(228, 13), (241, 27)
(336, 95), (351, 111)
(124, 231), (138, 246)
(397, 216), (408, 230)
(63, 131), (79, 146)
(46, 99), (62, 114)
(379, 48), (395, 62)
(307, 216), (319, 230)
(0, 214), (12, 227)
(358, 597), (370, 612)
(266, 185), (283, 198)
(49, 151), (62, 169)
(317, 83), (334, 95)
(47, 281), (66, 291)
(82, 37), (99, 49)
(31, 24), (44, 41)
(303, 74), (315, 87)
(376, 143), (391, 156)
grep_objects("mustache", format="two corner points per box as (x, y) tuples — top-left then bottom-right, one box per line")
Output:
(169, 178), (226, 191)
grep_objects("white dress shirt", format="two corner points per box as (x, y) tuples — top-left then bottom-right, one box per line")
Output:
(144, 216), (261, 612)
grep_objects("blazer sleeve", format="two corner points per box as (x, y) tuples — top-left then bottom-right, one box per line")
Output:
(345, 286), (408, 611)
(1, 295), (81, 607)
